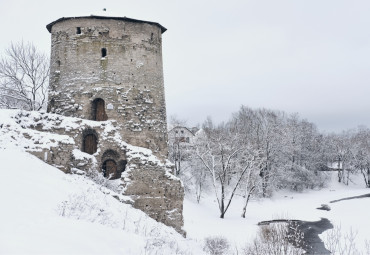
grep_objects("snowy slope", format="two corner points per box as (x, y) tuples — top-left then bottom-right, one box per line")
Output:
(0, 149), (202, 254)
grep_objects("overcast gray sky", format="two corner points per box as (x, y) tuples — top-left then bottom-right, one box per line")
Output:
(1, 0), (370, 132)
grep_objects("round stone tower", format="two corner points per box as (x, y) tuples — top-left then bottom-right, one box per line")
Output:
(46, 16), (168, 155)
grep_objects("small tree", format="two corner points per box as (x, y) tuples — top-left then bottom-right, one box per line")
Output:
(0, 41), (49, 111)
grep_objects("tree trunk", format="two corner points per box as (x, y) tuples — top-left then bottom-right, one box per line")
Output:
(241, 193), (251, 218)
(196, 181), (202, 203)
(220, 185), (225, 218)
(241, 186), (255, 218)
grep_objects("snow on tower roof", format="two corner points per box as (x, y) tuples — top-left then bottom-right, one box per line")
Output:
(46, 15), (167, 33)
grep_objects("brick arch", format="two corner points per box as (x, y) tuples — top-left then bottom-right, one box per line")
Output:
(92, 98), (108, 121)
(102, 149), (119, 161)
(82, 129), (98, 155)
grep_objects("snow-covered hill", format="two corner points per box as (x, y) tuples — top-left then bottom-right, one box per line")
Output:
(0, 148), (202, 254)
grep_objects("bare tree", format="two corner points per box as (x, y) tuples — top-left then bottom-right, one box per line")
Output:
(0, 41), (49, 111)
(231, 107), (285, 197)
(326, 131), (355, 185)
(240, 160), (262, 218)
(194, 118), (261, 218)
(349, 127), (370, 188)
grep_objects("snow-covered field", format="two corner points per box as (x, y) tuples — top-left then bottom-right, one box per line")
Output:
(184, 173), (370, 253)
(2, 147), (369, 254)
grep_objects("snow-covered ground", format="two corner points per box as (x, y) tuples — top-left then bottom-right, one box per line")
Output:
(1, 109), (369, 254)
(0, 149), (203, 255)
(1, 149), (369, 254)
(184, 173), (370, 252)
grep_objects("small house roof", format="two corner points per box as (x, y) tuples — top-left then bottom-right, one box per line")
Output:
(46, 15), (167, 33)
(168, 126), (196, 136)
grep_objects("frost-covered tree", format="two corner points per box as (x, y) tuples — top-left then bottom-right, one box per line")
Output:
(179, 105), (335, 214)
(349, 127), (370, 188)
(193, 118), (261, 218)
(326, 131), (355, 185)
(280, 115), (329, 191)
(231, 106), (285, 197)
(0, 41), (49, 111)
(227, 106), (329, 194)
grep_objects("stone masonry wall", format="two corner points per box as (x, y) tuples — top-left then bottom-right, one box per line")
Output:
(47, 17), (168, 157)
(6, 111), (184, 235)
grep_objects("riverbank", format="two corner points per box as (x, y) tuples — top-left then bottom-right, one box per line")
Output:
(184, 172), (370, 253)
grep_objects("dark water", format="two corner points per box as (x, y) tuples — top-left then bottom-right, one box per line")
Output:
(257, 192), (370, 254)
(258, 218), (333, 254)
(330, 193), (370, 203)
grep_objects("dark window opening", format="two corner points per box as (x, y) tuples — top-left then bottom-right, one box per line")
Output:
(56, 60), (61, 67)
(101, 157), (126, 180)
(92, 98), (108, 121)
(151, 33), (153, 40)
(76, 27), (81, 34)
(83, 133), (98, 155)
(102, 159), (117, 179)
(101, 48), (107, 58)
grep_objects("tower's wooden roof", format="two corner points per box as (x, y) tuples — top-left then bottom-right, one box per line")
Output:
(46, 15), (167, 33)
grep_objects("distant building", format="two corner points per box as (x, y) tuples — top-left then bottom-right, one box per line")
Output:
(168, 126), (196, 175)
(168, 126), (196, 145)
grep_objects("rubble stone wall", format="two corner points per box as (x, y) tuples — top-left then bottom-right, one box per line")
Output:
(12, 112), (184, 235)
(47, 17), (168, 157)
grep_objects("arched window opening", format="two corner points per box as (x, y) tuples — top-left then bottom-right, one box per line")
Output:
(101, 48), (107, 58)
(82, 129), (98, 155)
(102, 159), (117, 179)
(101, 150), (126, 180)
(92, 98), (108, 121)
(76, 27), (81, 34)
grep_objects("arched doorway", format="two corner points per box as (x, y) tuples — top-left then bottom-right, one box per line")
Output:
(92, 98), (108, 121)
(102, 159), (117, 179)
(82, 132), (98, 155)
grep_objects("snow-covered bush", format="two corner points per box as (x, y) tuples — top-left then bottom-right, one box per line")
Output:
(55, 176), (199, 255)
(277, 165), (329, 192)
(243, 223), (305, 255)
(203, 236), (230, 255)
(323, 225), (370, 255)
(86, 167), (122, 193)
(57, 187), (121, 227)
